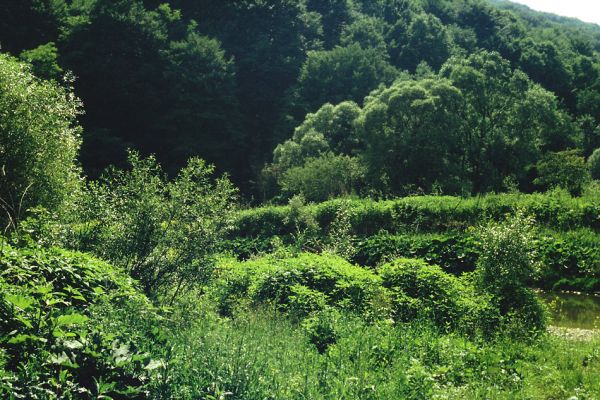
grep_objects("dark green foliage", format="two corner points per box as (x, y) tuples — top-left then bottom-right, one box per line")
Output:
(353, 232), (479, 273)
(289, 44), (398, 118)
(19, 42), (63, 80)
(0, 240), (157, 398)
(2, 0), (600, 195)
(590, 148), (600, 180)
(0, 0), (67, 54)
(59, 1), (247, 181)
(389, 12), (452, 71)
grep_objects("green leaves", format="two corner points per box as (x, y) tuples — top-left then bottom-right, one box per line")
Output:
(0, 53), (82, 231)
(74, 151), (237, 297)
(5, 294), (35, 311)
(54, 313), (88, 328)
(0, 240), (154, 398)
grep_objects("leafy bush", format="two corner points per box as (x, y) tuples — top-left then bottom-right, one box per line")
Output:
(213, 253), (384, 318)
(378, 258), (488, 331)
(0, 54), (81, 231)
(0, 239), (158, 398)
(353, 232), (479, 273)
(475, 214), (547, 335)
(354, 230), (600, 292)
(280, 153), (365, 202)
(536, 229), (600, 292)
(71, 151), (237, 297)
(534, 150), (591, 195)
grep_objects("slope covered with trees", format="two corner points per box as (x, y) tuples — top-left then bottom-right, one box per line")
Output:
(1, 0), (599, 196)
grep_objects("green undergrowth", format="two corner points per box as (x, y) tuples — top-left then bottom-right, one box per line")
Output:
(212, 253), (542, 338)
(2, 239), (599, 398)
(0, 239), (162, 399)
(152, 307), (600, 400)
(226, 229), (600, 293)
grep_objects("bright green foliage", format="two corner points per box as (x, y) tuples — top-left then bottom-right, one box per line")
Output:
(147, 307), (600, 399)
(475, 213), (547, 334)
(590, 148), (600, 180)
(0, 54), (81, 231)
(232, 192), (600, 239)
(534, 150), (591, 195)
(213, 253), (384, 318)
(0, 239), (156, 398)
(73, 152), (237, 297)
(379, 258), (492, 332)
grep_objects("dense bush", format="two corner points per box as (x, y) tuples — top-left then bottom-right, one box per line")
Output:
(71, 152), (237, 297)
(212, 253), (384, 318)
(537, 229), (600, 292)
(590, 148), (600, 180)
(378, 258), (494, 333)
(475, 214), (547, 335)
(534, 150), (591, 195)
(0, 54), (81, 231)
(0, 239), (159, 398)
(355, 230), (600, 293)
(353, 232), (479, 273)
(280, 153), (365, 202)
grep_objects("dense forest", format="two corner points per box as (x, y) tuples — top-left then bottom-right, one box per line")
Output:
(1, 0), (600, 398)
(1, 0), (600, 197)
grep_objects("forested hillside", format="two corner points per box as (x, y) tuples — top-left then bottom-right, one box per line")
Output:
(1, 0), (599, 196)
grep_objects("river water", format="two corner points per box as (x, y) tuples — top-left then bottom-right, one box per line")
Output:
(538, 291), (600, 330)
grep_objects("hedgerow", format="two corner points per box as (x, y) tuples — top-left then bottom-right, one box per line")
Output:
(232, 192), (599, 238)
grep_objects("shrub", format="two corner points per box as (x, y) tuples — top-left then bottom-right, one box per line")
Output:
(475, 214), (547, 334)
(353, 232), (479, 273)
(213, 253), (383, 317)
(280, 153), (365, 202)
(72, 151), (237, 297)
(301, 308), (342, 353)
(534, 150), (591, 195)
(0, 54), (81, 231)
(231, 192), (600, 239)
(379, 258), (470, 330)
(0, 239), (158, 398)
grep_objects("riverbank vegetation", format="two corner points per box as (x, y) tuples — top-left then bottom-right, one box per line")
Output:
(1, 0), (600, 398)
